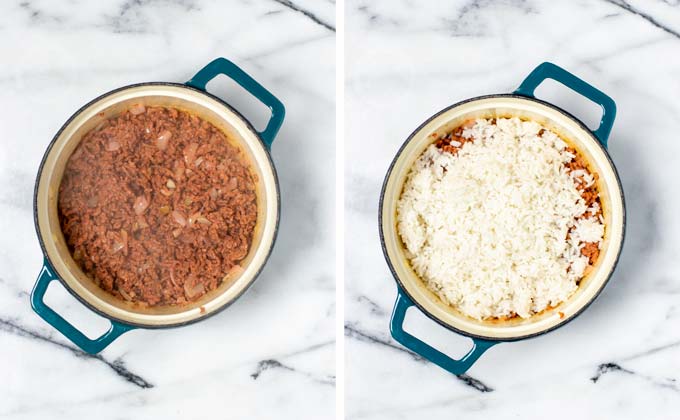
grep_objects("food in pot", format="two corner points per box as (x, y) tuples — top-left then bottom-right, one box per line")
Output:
(59, 105), (257, 306)
(396, 117), (604, 320)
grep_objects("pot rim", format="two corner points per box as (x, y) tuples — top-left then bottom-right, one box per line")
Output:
(33, 81), (280, 329)
(379, 93), (626, 342)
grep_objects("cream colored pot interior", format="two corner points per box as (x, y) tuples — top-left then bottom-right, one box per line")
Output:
(382, 96), (624, 340)
(36, 84), (278, 327)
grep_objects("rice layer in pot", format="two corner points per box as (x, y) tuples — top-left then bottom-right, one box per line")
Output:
(396, 117), (604, 320)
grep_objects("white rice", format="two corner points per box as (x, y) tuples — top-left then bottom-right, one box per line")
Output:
(396, 117), (604, 320)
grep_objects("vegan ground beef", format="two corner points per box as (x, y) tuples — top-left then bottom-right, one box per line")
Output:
(58, 105), (257, 306)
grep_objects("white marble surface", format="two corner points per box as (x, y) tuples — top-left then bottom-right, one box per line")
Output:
(0, 1), (335, 419)
(345, 0), (680, 418)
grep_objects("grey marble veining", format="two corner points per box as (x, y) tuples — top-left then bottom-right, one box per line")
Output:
(0, 0), (335, 419)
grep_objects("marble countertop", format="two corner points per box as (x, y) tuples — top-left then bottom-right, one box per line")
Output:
(0, 1), (335, 419)
(345, 0), (680, 418)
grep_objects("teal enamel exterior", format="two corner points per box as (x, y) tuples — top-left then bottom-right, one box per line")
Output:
(514, 62), (616, 147)
(31, 57), (285, 355)
(387, 62), (619, 376)
(186, 57), (286, 149)
(390, 289), (497, 375)
(31, 258), (136, 354)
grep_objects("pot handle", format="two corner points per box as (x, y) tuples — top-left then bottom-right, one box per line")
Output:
(514, 62), (616, 148)
(31, 258), (135, 354)
(186, 57), (286, 149)
(390, 288), (497, 375)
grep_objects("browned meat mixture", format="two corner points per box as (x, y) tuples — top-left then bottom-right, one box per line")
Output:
(434, 120), (479, 155)
(434, 119), (603, 266)
(59, 105), (257, 306)
(565, 146), (603, 265)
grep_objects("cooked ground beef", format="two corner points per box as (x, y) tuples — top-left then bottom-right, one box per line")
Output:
(59, 105), (257, 306)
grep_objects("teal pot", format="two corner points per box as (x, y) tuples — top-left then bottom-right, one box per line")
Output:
(31, 58), (285, 354)
(379, 62), (625, 375)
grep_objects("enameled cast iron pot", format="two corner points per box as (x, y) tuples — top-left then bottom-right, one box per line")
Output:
(380, 62), (626, 375)
(31, 58), (285, 354)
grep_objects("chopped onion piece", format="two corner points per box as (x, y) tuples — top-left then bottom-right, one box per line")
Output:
(169, 268), (179, 287)
(120, 230), (128, 251)
(106, 140), (121, 151)
(172, 210), (187, 226)
(166, 179), (176, 189)
(156, 130), (172, 150)
(133, 196), (149, 215)
(111, 241), (124, 254)
(174, 162), (185, 180)
(188, 212), (206, 226)
(118, 287), (133, 301)
(226, 177), (238, 191)
(129, 103), (146, 115)
(188, 213), (197, 226)
(184, 143), (199, 165)
(184, 282), (205, 299)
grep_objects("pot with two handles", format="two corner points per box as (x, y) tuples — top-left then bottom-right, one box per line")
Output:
(380, 62), (626, 375)
(31, 58), (284, 354)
